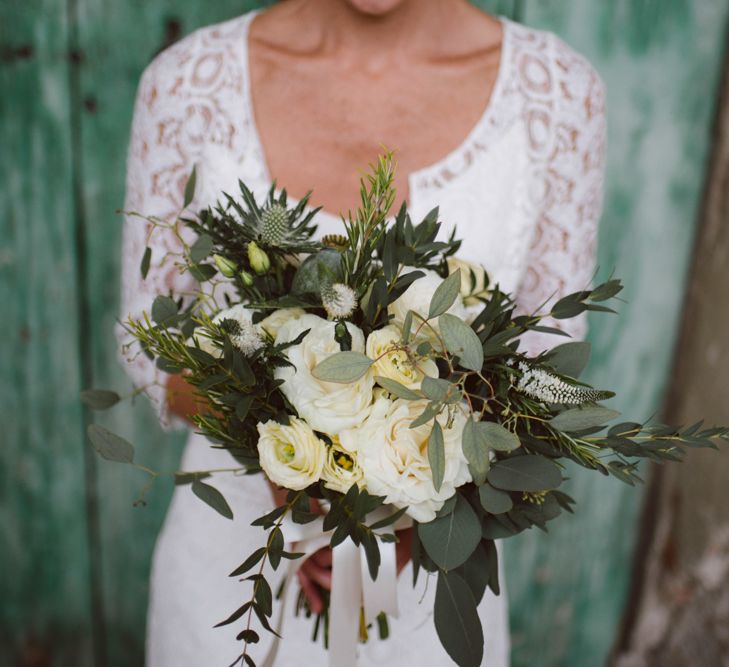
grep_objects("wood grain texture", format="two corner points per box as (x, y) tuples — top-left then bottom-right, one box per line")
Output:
(612, 30), (729, 667)
(73, 3), (274, 664)
(0, 1), (94, 665)
(502, 3), (729, 667)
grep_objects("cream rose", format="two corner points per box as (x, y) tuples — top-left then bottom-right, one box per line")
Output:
(339, 396), (471, 522)
(274, 314), (374, 435)
(388, 269), (468, 337)
(366, 325), (438, 390)
(447, 257), (489, 306)
(257, 417), (326, 490)
(321, 439), (364, 494)
(258, 307), (306, 339)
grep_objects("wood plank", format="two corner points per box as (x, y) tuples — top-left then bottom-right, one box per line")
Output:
(612, 32), (729, 667)
(503, 3), (729, 667)
(73, 2), (270, 664)
(0, 1), (94, 665)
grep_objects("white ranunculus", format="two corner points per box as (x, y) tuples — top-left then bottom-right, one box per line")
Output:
(339, 396), (471, 522)
(321, 438), (364, 494)
(257, 417), (326, 490)
(366, 325), (438, 390)
(258, 307), (306, 339)
(446, 257), (490, 306)
(274, 314), (374, 435)
(388, 269), (468, 337)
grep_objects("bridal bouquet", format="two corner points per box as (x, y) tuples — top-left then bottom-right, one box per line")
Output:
(86, 155), (728, 667)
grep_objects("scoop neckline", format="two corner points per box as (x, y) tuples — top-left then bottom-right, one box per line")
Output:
(236, 8), (512, 222)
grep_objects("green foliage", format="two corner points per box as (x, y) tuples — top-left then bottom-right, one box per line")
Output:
(434, 571), (484, 667)
(191, 479), (233, 520)
(418, 495), (481, 570)
(87, 424), (135, 463)
(80, 389), (121, 410)
(311, 351), (373, 383)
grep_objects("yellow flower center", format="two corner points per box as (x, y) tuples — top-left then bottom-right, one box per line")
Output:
(335, 452), (354, 471)
(275, 440), (296, 464)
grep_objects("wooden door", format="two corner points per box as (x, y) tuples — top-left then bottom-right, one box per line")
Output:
(2, 1), (727, 665)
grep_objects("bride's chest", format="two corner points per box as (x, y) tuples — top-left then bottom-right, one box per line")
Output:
(247, 57), (499, 214)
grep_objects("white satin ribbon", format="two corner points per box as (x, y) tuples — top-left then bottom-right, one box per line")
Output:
(260, 506), (410, 667)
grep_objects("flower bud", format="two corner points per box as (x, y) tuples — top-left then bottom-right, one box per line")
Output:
(213, 254), (237, 278)
(239, 269), (254, 287)
(248, 241), (271, 275)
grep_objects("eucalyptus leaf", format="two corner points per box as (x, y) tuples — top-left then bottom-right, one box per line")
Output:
(550, 406), (621, 432)
(478, 484), (513, 514)
(439, 313), (484, 371)
(151, 295), (178, 326)
(190, 233), (213, 263)
(140, 246), (151, 279)
(87, 424), (134, 463)
(476, 421), (520, 452)
(80, 389), (121, 410)
(183, 164), (197, 207)
(418, 495), (481, 570)
(462, 418), (490, 485)
(420, 376), (453, 402)
(191, 478), (234, 520)
(428, 421), (445, 492)
(434, 571), (484, 667)
(312, 351), (373, 384)
(547, 341), (591, 378)
(487, 455), (562, 492)
(428, 270), (461, 319)
(375, 376), (421, 400)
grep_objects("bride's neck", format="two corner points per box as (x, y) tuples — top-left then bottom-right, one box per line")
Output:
(275, 0), (473, 61)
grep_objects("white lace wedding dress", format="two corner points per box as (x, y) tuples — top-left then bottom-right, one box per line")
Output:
(117, 9), (605, 667)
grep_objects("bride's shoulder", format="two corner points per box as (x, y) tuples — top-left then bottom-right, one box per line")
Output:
(136, 11), (255, 100)
(504, 19), (606, 111)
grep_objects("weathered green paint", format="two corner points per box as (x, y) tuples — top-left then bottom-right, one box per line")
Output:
(503, 3), (729, 667)
(2, 1), (727, 665)
(0, 1), (94, 665)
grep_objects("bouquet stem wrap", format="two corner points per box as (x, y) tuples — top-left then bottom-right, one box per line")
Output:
(263, 508), (411, 667)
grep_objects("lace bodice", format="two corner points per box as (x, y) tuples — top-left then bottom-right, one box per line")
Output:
(117, 10), (606, 427)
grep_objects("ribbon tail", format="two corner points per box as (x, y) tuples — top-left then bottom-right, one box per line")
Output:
(361, 537), (399, 625)
(329, 539), (363, 667)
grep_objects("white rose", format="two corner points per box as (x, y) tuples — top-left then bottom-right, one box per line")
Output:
(274, 314), (374, 435)
(366, 325), (438, 390)
(321, 438), (364, 494)
(388, 269), (468, 338)
(339, 396), (471, 522)
(257, 417), (326, 490)
(447, 257), (489, 306)
(258, 307), (306, 339)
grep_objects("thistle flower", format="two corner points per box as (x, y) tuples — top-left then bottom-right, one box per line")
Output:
(220, 317), (265, 357)
(247, 241), (271, 275)
(213, 254), (237, 278)
(514, 361), (613, 405)
(259, 203), (290, 245)
(321, 283), (357, 320)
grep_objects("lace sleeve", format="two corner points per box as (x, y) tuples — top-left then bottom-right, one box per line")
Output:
(115, 52), (203, 429)
(516, 36), (607, 357)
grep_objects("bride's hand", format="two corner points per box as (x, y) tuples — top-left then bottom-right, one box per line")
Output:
(167, 372), (221, 422)
(297, 527), (414, 615)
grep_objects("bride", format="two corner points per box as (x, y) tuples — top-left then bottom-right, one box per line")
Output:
(117, 0), (605, 664)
